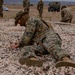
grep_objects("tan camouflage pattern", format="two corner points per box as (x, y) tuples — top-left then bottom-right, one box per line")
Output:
(37, 1), (44, 18)
(0, 0), (3, 17)
(19, 17), (70, 60)
(61, 8), (73, 23)
(23, 0), (30, 13)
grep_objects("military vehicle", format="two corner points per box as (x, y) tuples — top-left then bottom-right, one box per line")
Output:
(48, 2), (61, 12)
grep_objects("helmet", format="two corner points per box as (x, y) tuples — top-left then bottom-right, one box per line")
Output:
(15, 11), (27, 26)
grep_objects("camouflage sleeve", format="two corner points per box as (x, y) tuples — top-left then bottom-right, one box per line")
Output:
(61, 10), (64, 18)
(19, 18), (36, 47)
(61, 9), (68, 21)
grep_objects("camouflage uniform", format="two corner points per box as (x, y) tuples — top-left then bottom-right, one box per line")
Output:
(0, 0), (3, 17)
(61, 8), (73, 23)
(19, 17), (70, 61)
(37, 0), (44, 18)
(23, 0), (30, 14)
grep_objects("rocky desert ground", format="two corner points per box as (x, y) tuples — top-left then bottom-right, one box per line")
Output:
(0, 4), (75, 75)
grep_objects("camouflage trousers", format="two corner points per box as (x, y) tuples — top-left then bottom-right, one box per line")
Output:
(38, 9), (43, 18)
(22, 29), (70, 61)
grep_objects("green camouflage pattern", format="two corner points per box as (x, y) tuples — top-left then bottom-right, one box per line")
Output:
(61, 8), (73, 23)
(19, 17), (70, 61)
(23, 0), (30, 13)
(37, 1), (44, 18)
(0, 0), (3, 17)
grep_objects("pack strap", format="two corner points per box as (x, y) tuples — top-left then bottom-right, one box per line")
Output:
(40, 18), (53, 29)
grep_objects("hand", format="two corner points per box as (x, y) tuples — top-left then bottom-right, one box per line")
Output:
(9, 42), (19, 49)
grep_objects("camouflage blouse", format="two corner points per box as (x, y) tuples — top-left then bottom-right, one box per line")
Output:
(19, 17), (48, 47)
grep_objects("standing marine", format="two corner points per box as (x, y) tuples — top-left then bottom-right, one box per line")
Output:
(0, 0), (3, 18)
(37, 0), (44, 18)
(61, 6), (73, 23)
(10, 11), (75, 68)
(23, 0), (30, 14)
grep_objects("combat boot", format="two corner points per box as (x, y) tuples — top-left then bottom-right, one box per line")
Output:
(19, 57), (43, 67)
(55, 57), (75, 68)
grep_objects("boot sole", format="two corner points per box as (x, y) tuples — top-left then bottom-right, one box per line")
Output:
(55, 61), (75, 68)
(19, 58), (43, 67)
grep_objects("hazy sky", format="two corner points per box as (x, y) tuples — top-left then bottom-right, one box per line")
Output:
(43, 0), (75, 1)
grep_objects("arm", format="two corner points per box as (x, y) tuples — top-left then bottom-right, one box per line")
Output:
(19, 18), (36, 47)
(61, 10), (64, 19)
(9, 18), (36, 49)
(61, 9), (68, 22)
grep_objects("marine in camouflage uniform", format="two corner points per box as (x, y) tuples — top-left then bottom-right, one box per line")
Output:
(12, 11), (75, 67)
(19, 16), (70, 60)
(37, 0), (44, 18)
(23, 0), (30, 14)
(0, 0), (3, 18)
(61, 6), (73, 23)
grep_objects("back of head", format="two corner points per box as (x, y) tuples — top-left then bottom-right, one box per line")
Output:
(15, 11), (24, 22)
(61, 6), (66, 10)
(15, 11), (28, 26)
